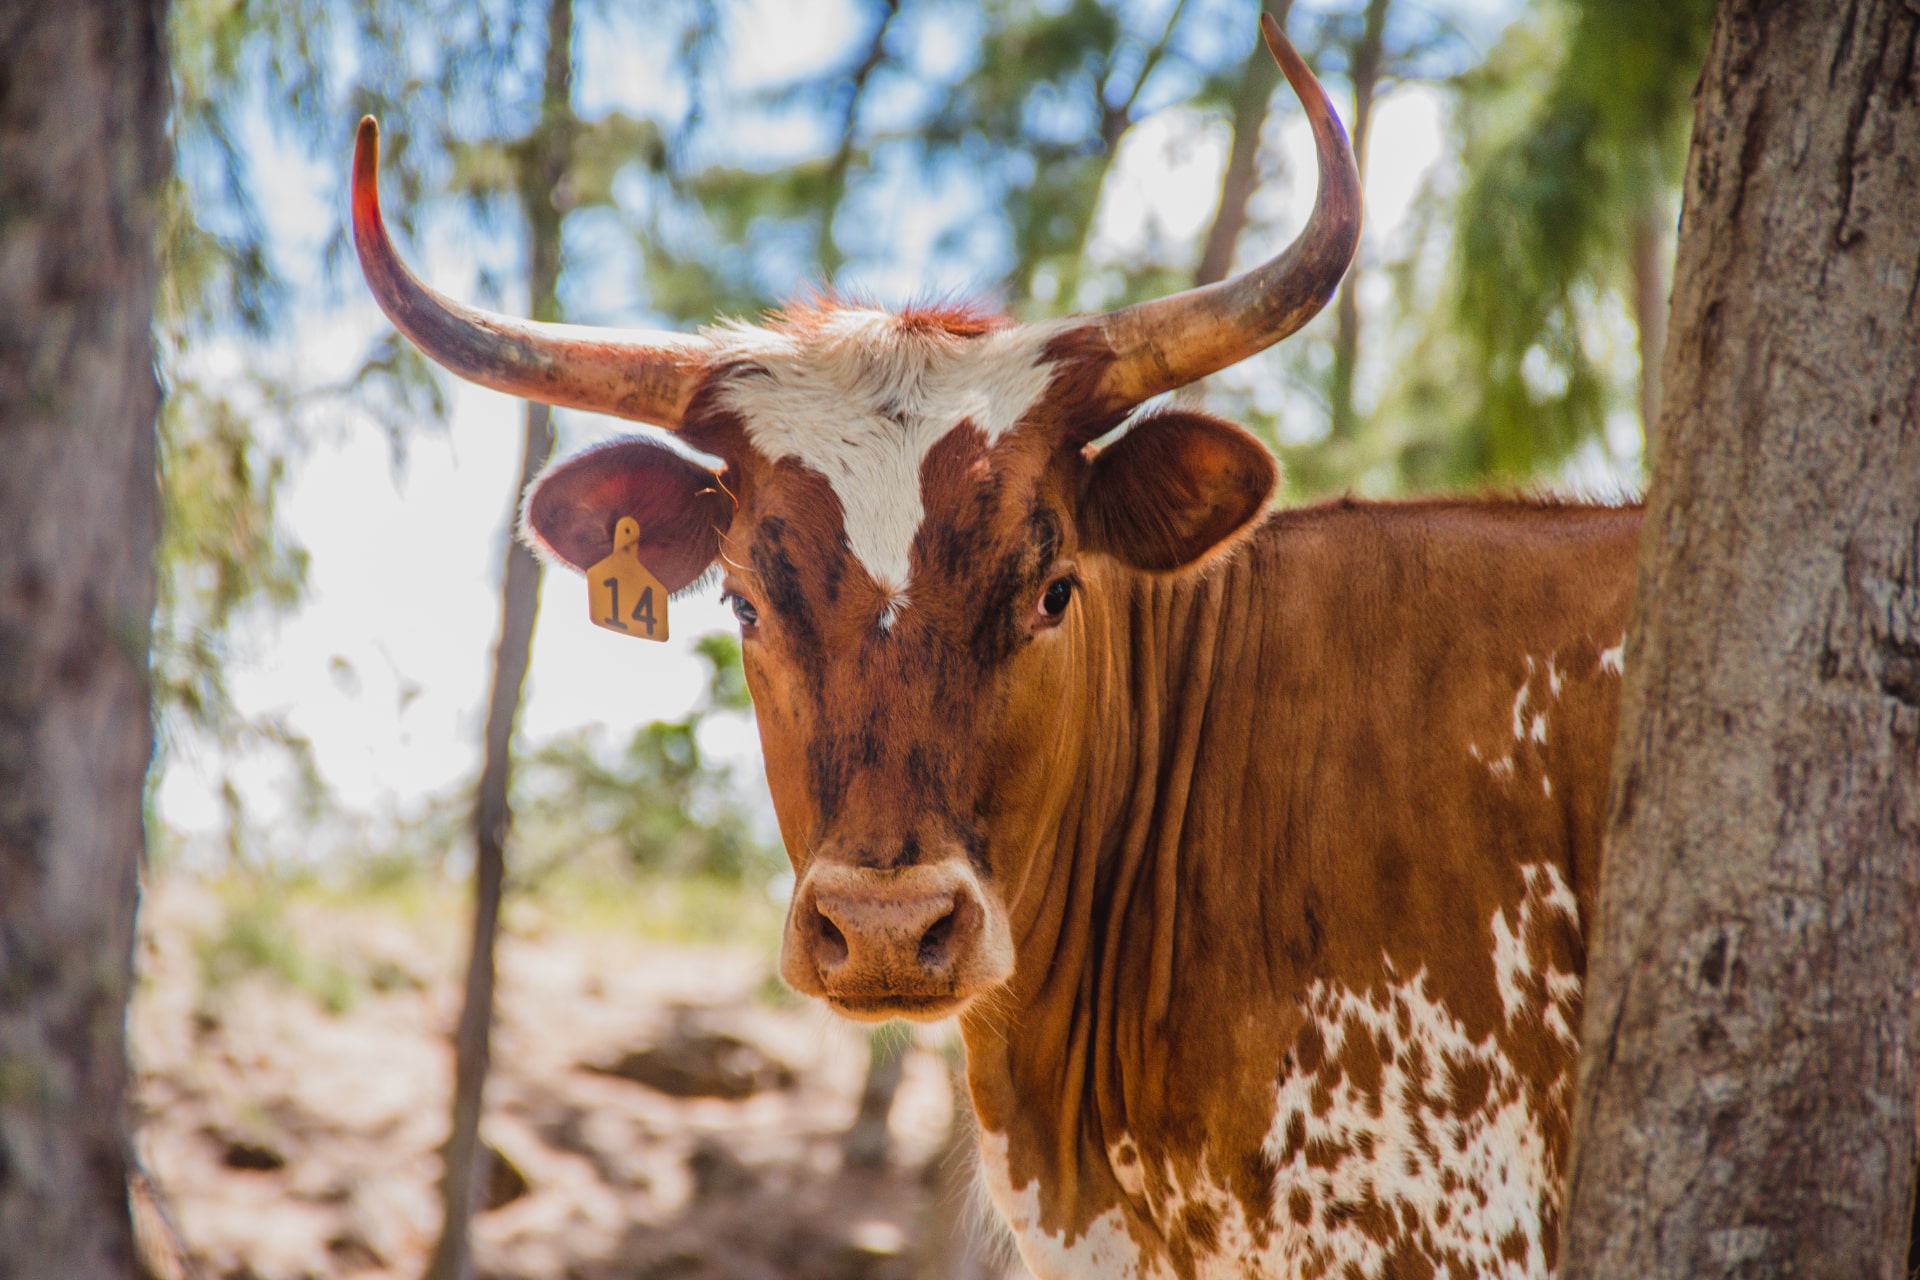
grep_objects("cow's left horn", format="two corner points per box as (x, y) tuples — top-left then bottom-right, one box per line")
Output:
(351, 117), (707, 428)
(1087, 14), (1361, 411)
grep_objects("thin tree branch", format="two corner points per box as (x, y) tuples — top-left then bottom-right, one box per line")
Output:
(816, 0), (901, 278)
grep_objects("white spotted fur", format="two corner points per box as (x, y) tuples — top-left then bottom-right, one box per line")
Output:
(977, 866), (1584, 1280)
(1478, 655), (1568, 783)
(979, 1131), (1161, 1280)
(707, 309), (1069, 597)
(1260, 863), (1582, 1280)
(1490, 863), (1583, 1047)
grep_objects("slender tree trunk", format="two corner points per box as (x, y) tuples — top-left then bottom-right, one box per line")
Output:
(844, 1029), (908, 1169)
(918, 1054), (1006, 1280)
(1326, 0), (1388, 441)
(425, 3), (570, 1277)
(1561, 5), (1920, 1278)
(1191, 0), (1289, 289)
(0, 2), (168, 1276)
(1629, 203), (1670, 457)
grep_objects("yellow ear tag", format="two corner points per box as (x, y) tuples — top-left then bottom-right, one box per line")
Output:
(585, 517), (669, 642)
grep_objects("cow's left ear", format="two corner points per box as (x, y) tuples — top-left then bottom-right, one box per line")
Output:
(1076, 411), (1277, 571)
(521, 436), (734, 593)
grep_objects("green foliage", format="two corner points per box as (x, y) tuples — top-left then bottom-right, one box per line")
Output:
(513, 631), (774, 884)
(158, 0), (707, 870)
(931, 0), (1134, 307)
(196, 887), (362, 1014)
(696, 633), (752, 712)
(1416, 0), (1712, 484)
(152, 382), (305, 732)
(155, 0), (461, 852)
(154, 0), (321, 762)
(636, 0), (1253, 323)
(150, 0), (1723, 892)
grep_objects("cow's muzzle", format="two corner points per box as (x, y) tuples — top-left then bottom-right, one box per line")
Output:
(779, 860), (1013, 1021)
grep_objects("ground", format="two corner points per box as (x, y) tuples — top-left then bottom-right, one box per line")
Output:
(130, 873), (1028, 1280)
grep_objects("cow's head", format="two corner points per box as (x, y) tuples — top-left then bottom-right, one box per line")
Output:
(352, 15), (1359, 1022)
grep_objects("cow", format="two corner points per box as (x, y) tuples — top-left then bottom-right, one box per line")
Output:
(352, 15), (1639, 1279)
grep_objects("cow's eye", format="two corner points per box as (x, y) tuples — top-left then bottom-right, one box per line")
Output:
(1037, 578), (1074, 623)
(725, 592), (760, 629)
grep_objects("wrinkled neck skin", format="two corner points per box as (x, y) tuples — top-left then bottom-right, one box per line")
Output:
(956, 502), (1638, 1280)
(959, 546), (1268, 1280)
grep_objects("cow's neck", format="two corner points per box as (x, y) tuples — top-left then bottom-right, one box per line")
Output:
(959, 544), (1264, 1272)
(955, 502), (1634, 1280)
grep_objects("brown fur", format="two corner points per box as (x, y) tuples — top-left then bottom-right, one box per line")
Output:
(523, 313), (1642, 1278)
(956, 495), (1636, 1277)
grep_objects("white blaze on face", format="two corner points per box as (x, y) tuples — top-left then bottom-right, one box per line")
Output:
(707, 310), (1069, 598)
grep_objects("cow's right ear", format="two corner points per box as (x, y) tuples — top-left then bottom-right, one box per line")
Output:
(521, 436), (734, 593)
(1075, 410), (1277, 572)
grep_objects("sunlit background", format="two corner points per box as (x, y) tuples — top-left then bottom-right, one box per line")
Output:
(139, 0), (1708, 1275)
(155, 0), (1680, 860)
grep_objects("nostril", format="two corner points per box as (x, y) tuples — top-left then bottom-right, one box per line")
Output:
(815, 910), (848, 967)
(917, 905), (959, 969)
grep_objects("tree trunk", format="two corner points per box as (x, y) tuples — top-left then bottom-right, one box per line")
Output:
(1561, 5), (1920, 1279)
(425, 2), (570, 1277)
(1327, 0), (1389, 440)
(0, 2), (168, 1276)
(844, 1030), (908, 1170)
(917, 1053), (1009, 1280)
(1191, 0), (1288, 289)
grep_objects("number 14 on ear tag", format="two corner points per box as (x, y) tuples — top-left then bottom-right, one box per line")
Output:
(586, 517), (669, 642)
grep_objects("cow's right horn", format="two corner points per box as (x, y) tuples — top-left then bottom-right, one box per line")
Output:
(1085, 13), (1362, 414)
(351, 116), (707, 429)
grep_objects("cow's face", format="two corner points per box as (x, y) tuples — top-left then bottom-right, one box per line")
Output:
(351, 12), (1356, 1022)
(522, 307), (1277, 1020)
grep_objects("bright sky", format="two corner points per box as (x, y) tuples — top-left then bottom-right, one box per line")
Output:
(155, 2), (1503, 862)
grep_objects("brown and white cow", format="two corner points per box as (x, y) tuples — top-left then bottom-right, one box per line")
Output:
(353, 16), (1638, 1279)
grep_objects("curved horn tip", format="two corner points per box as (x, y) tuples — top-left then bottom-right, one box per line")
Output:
(353, 117), (381, 204)
(1257, 11), (1288, 54)
(1258, 13), (1319, 106)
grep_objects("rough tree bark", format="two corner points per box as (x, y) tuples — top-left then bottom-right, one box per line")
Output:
(0, 2), (169, 1276)
(425, 2), (571, 1276)
(1561, 5), (1920, 1279)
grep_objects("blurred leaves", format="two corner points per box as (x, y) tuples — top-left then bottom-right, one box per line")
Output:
(1397, 0), (1712, 485)
(153, 0), (649, 859)
(514, 633), (774, 883)
(151, 0), (1718, 874)
(196, 885), (362, 1014)
(152, 379), (305, 733)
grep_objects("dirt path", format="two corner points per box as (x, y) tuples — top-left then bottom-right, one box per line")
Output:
(131, 877), (1026, 1280)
